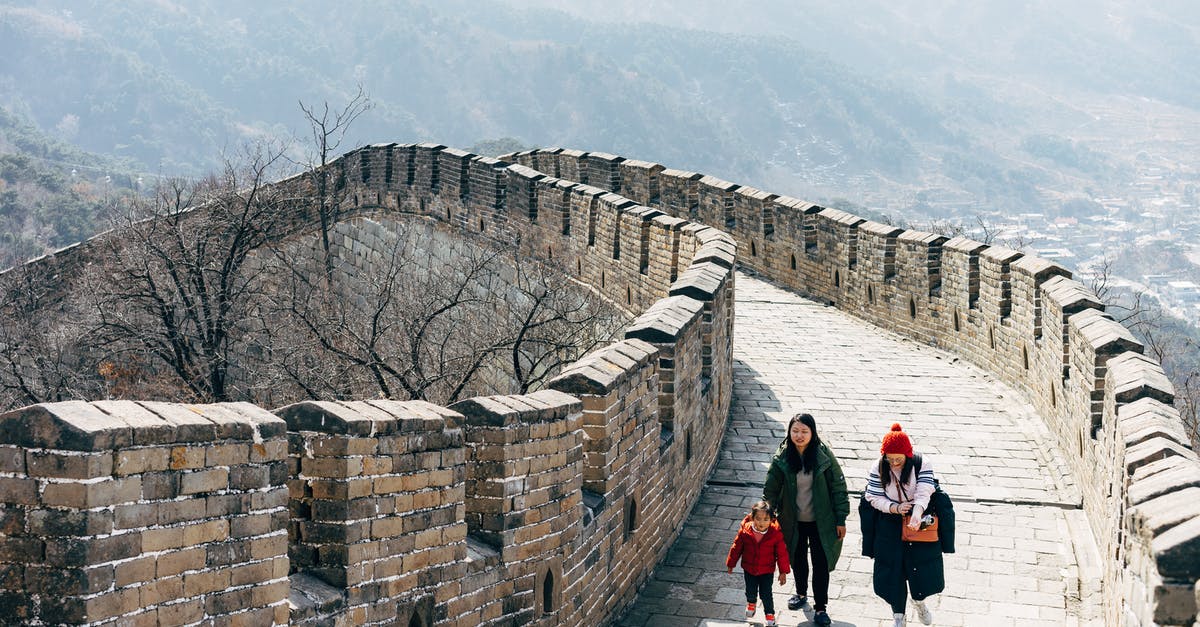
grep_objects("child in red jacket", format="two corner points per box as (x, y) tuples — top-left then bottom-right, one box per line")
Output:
(727, 500), (791, 626)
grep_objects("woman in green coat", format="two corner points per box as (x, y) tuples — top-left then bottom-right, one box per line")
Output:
(763, 413), (849, 627)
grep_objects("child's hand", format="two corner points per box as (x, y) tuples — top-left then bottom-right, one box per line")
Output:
(727, 567), (733, 574)
(778, 572), (786, 585)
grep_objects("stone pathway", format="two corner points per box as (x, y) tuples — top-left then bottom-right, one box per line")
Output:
(616, 273), (1101, 627)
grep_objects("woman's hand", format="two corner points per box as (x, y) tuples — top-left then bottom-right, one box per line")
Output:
(835, 525), (846, 540)
(894, 501), (913, 515)
(906, 517), (922, 531)
(778, 572), (787, 585)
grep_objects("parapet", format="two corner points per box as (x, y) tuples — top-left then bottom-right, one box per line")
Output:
(0, 401), (289, 625)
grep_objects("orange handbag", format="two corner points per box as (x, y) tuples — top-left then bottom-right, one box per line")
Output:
(899, 480), (939, 543)
(901, 514), (939, 542)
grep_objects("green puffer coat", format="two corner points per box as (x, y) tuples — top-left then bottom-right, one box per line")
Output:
(762, 441), (850, 571)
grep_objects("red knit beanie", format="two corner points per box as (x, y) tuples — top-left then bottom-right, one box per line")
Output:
(880, 423), (913, 457)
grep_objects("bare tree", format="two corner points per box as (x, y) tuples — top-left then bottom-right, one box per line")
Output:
(504, 249), (625, 394)
(1091, 254), (1200, 449)
(252, 218), (625, 406)
(0, 264), (103, 409)
(85, 143), (290, 402)
(297, 86), (372, 278)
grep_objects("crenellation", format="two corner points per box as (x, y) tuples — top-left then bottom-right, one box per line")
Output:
(696, 175), (739, 231)
(658, 169), (703, 222)
(509, 146), (1199, 626)
(585, 152), (624, 194)
(729, 186), (778, 274)
(11, 140), (1198, 625)
(0, 401), (289, 625)
(556, 149), (588, 185)
(617, 159), (664, 206)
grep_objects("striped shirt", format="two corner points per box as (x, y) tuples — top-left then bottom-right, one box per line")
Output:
(865, 456), (935, 519)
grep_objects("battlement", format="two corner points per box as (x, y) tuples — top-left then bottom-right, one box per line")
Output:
(508, 148), (1200, 626)
(0, 143), (736, 625)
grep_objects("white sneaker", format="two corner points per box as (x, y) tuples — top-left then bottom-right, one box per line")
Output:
(912, 599), (933, 625)
(893, 612), (907, 627)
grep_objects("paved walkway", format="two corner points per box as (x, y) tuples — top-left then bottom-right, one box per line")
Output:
(617, 273), (1101, 627)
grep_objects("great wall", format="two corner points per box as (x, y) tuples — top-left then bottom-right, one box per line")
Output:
(0, 142), (1196, 625)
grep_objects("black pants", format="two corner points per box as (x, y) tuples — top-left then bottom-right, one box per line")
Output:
(792, 521), (830, 612)
(889, 544), (931, 614)
(743, 572), (775, 614)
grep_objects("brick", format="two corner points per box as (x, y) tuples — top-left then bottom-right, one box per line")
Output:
(42, 477), (141, 508)
(114, 447), (170, 476)
(229, 464), (270, 490)
(183, 568), (230, 597)
(0, 446), (25, 473)
(44, 533), (140, 567)
(250, 439), (287, 463)
(228, 560), (274, 586)
(0, 537), (44, 563)
(207, 443), (251, 467)
(206, 539), (251, 568)
(180, 468), (229, 495)
(137, 574), (181, 606)
(25, 564), (113, 596)
(141, 472), (180, 500)
(168, 445), (206, 470)
(0, 477), (38, 505)
(156, 547), (206, 577)
(29, 508), (114, 536)
(26, 450), (113, 479)
(156, 598), (202, 625)
(182, 519), (229, 545)
(157, 499), (208, 526)
(206, 586), (255, 616)
(114, 555), (156, 586)
(142, 526), (185, 553)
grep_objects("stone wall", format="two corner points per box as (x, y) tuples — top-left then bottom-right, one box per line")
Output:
(0, 400), (289, 625)
(0, 142), (737, 625)
(508, 147), (1200, 626)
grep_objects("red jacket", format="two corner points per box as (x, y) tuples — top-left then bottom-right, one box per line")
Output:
(726, 515), (791, 577)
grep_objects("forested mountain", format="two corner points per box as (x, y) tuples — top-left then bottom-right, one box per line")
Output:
(0, 107), (136, 269)
(1, 1), (995, 191)
(1, 0), (1198, 256)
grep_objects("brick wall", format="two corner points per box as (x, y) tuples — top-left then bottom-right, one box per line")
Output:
(512, 147), (1200, 625)
(0, 400), (289, 625)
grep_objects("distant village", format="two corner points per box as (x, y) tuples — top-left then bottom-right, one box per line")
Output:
(842, 161), (1200, 328)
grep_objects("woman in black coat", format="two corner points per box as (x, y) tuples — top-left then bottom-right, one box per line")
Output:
(861, 424), (946, 627)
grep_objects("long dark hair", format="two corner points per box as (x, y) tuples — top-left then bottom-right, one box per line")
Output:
(783, 413), (820, 474)
(878, 455), (916, 489)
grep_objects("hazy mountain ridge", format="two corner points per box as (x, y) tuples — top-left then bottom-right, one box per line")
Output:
(0, 0), (980, 188)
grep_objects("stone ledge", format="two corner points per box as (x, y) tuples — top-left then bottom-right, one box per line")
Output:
(1126, 436), (1198, 475)
(1129, 485), (1200, 535)
(670, 262), (730, 302)
(1152, 514), (1200, 579)
(547, 339), (658, 396)
(858, 220), (904, 238)
(449, 389), (582, 428)
(981, 245), (1023, 264)
(1045, 275), (1103, 314)
(276, 399), (458, 436)
(1120, 398), (1189, 450)
(1013, 254), (1071, 281)
(1128, 460), (1200, 505)
(624, 295), (705, 344)
(942, 236), (988, 254)
(1108, 352), (1175, 405)
(0, 401), (285, 451)
(1070, 309), (1141, 355)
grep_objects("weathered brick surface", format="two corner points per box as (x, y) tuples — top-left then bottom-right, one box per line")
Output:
(19, 139), (1197, 626)
(515, 147), (1200, 625)
(0, 401), (289, 625)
